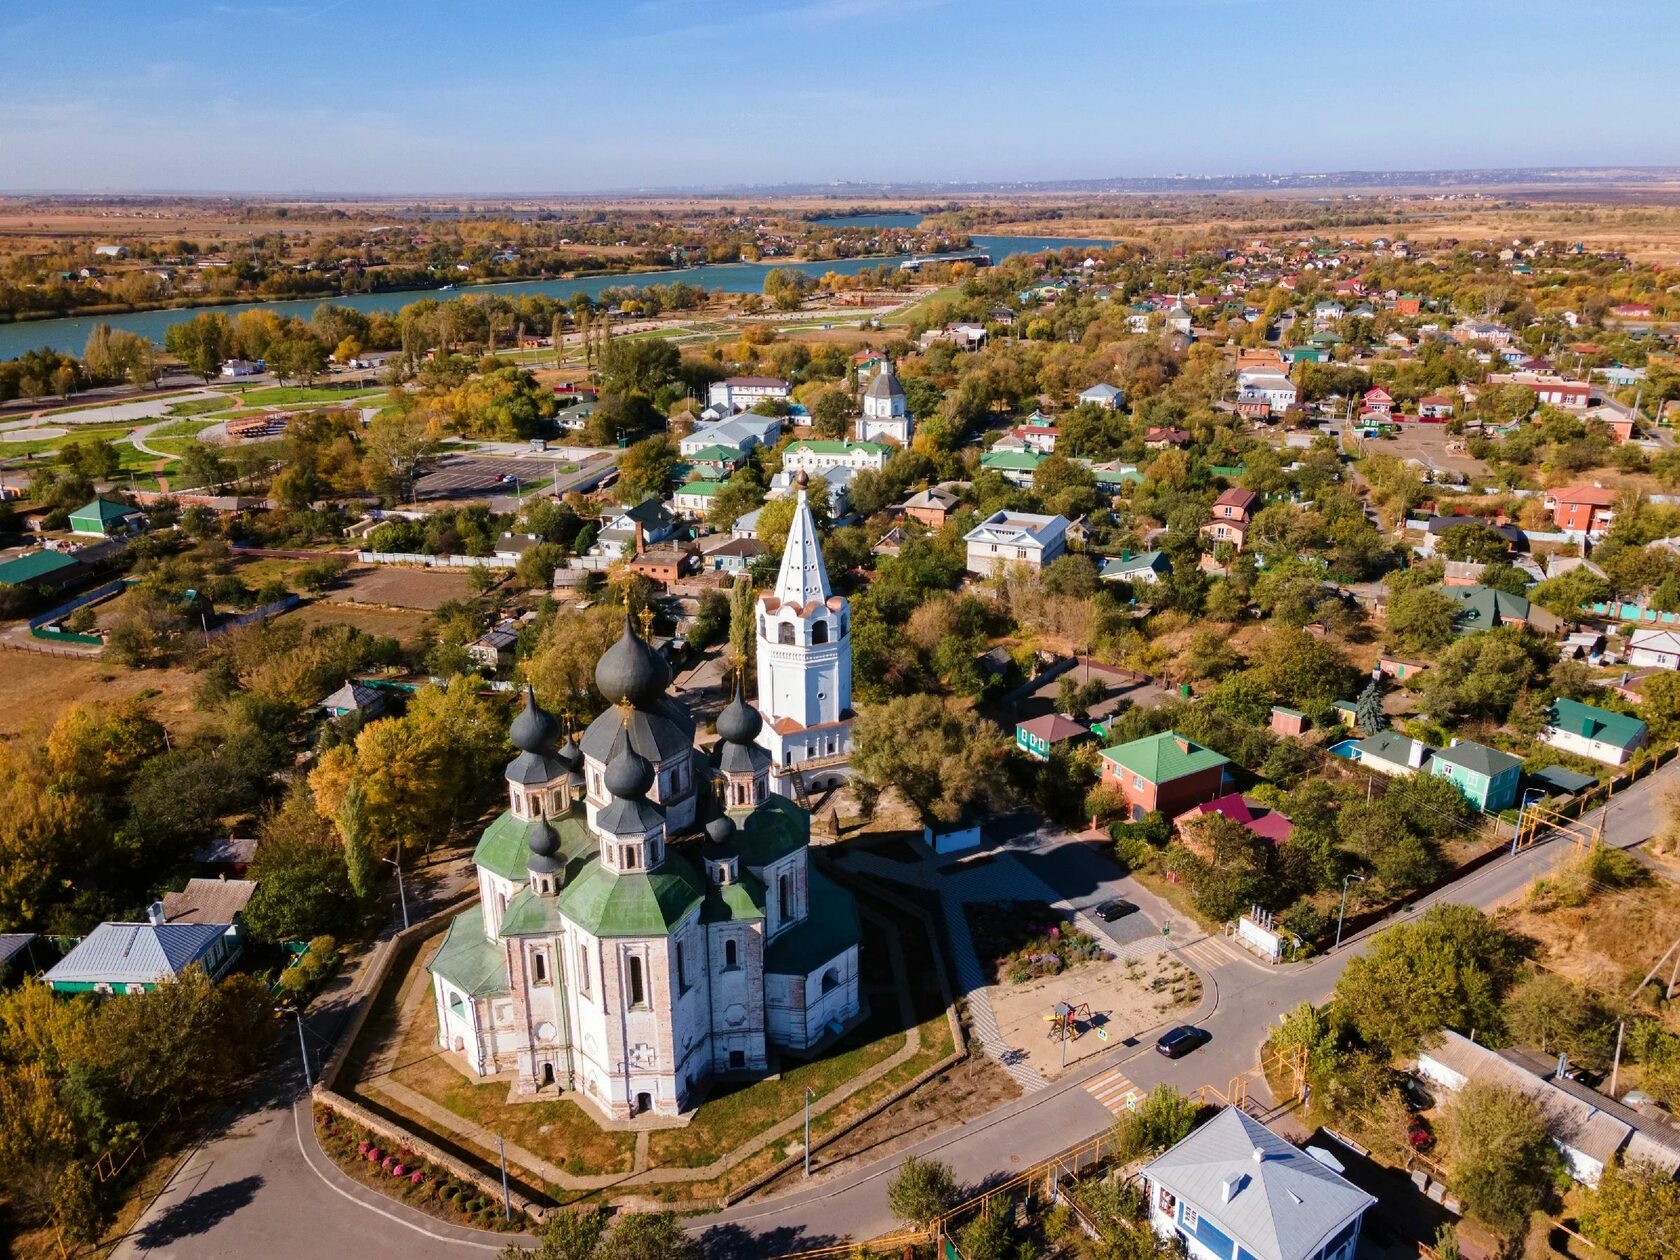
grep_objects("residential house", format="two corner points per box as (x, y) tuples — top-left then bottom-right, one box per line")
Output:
(980, 447), (1045, 487)
(160, 878), (257, 939)
(1098, 730), (1230, 822)
(1236, 370), (1299, 411)
(1143, 426), (1192, 449)
(1078, 383), (1125, 410)
(493, 532), (543, 562)
(1540, 698), (1647, 767)
(625, 545), (695, 588)
(1418, 393), (1455, 419)
(851, 348), (887, 384)
(871, 527), (905, 558)
(320, 680), (386, 720)
(1142, 1107), (1374, 1260)
(1360, 387), (1394, 416)
(671, 479), (726, 518)
(0, 549), (89, 595)
(1347, 730), (1433, 778)
(697, 535), (764, 573)
(220, 358), (263, 378)
(683, 443), (748, 476)
(68, 496), (146, 538)
(1429, 740), (1522, 812)
(1174, 793), (1294, 846)
(1627, 628), (1680, 670)
(706, 376), (790, 413)
(1417, 1030), (1680, 1185)
(900, 486), (959, 528)
(1487, 372), (1593, 409)
(466, 622), (520, 671)
(1437, 584), (1555, 635)
(1100, 550), (1171, 586)
(1544, 484), (1618, 538)
(1202, 488), (1260, 552)
(599, 500), (678, 553)
(0, 935), (39, 986)
(677, 413), (781, 458)
(45, 917), (241, 994)
(781, 440), (889, 478)
(962, 510), (1069, 577)
(1015, 714), (1091, 761)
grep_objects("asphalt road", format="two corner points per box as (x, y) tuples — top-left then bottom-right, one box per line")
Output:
(110, 757), (1674, 1257)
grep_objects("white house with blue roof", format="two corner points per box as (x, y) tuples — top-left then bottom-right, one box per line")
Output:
(45, 918), (240, 994)
(1143, 1107), (1375, 1260)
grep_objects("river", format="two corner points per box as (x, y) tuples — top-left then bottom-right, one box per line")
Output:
(0, 233), (1108, 360)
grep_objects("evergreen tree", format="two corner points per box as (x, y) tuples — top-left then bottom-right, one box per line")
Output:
(339, 781), (376, 901)
(1355, 678), (1386, 733)
(728, 573), (755, 682)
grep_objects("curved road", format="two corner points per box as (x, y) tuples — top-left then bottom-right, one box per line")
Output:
(112, 761), (1673, 1257)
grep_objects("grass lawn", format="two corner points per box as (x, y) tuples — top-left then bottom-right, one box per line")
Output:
(218, 384), (383, 406)
(883, 283), (962, 327)
(114, 440), (170, 472)
(145, 436), (206, 457)
(0, 421), (135, 458)
(164, 397), (228, 417)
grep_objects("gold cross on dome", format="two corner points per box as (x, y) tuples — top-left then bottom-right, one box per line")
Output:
(639, 605), (655, 638)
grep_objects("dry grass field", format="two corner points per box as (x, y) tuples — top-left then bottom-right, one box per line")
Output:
(0, 650), (210, 738)
(324, 565), (476, 611)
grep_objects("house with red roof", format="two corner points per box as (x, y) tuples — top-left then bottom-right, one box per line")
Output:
(1015, 714), (1092, 761)
(1202, 487), (1260, 552)
(1174, 793), (1294, 849)
(1361, 387), (1394, 415)
(1544, 484), (1618, 537)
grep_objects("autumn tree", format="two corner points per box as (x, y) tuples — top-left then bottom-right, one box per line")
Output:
(852, 693), (1004, 824)
(1581, 1158), (1680, 1260)
(1443, 1080), (1557, 1237)
(522, 604), (627, 724)
(163, 311), (232, 382)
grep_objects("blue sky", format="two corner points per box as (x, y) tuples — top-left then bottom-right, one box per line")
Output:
(1, 0), (1675, 193)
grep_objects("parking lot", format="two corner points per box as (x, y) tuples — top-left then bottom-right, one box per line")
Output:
(412, 451), (614, 504)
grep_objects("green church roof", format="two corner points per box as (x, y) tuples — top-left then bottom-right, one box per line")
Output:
(702, 869), (767, 924)
(735, 794), (810, 867)
(1099, 730), (1229, 786)
(765, 869), (860, 977)
(558, 854), (705, 938)
(428, 904), (510, 997)
(473, 810), (595, 883)
(499, 888), (566, 938)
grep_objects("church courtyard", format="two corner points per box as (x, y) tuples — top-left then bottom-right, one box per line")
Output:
(341, 880), (958, 1206)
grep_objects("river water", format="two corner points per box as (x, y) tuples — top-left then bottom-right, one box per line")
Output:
(0, 233), (1107, 361)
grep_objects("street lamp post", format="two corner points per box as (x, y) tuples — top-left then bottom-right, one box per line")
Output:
(382, 853), (409, 930)
(1335, 873), (1367, 949)
(803, 1087), (815, 1178)
(278, 1008), (311, 1088)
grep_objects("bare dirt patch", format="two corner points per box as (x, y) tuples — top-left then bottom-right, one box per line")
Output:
(326, 565), (475, 611)
(1496, 871), (1680, 995)
(292, 597), (432, 640)
(0, 651), (210, 738)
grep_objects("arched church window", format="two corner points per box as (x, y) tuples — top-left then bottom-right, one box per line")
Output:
(778, 622), (795, 645)
(758, 614), (766, 638)
(820, 968), (839, 994)
(810, 620), (828, 645)
(725, 939), (739, 969)
(627, 955), (646, 1007)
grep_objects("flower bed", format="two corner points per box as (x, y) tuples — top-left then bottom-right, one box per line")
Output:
(312, 1104), (529, 1233)
(965, 900), (1107, 985)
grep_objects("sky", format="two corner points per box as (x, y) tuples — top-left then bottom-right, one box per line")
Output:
(1, 0), (1676, 194)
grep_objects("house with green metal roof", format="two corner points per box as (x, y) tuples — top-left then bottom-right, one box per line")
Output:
(671, 479), (727, 518)
(981, 447), (1045, 486)
(1436, 583), (1555, 635)
(68, 496), (146, 538)
(1541, 698), (1647, 767)
(1430, 739), (1523, 811)
(0, 548), (87, 593)
(1099, 730), (1229, 822)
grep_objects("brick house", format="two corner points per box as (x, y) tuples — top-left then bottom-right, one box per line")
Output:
(1099, 731), (1229, 822)
(1544, 484), (1618, 537)
(1201, 488), (1259, 552)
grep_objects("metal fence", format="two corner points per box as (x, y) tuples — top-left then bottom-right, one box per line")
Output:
(356, 551), (516, 569)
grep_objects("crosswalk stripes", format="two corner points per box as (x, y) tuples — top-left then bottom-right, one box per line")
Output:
(1085, 1067), (1143, 1116)
(1173, 934), (1246, 971)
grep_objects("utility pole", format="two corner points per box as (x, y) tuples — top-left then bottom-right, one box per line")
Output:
(1610, 1020), (1626, 1098)
(498, 1136), (511, 1220)
(383, 852), (409, 930)
(1335, 873), (1366, 949)
(278, 1008), (311, 1088)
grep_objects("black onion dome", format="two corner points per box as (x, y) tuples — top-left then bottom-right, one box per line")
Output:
(555, 732), (583, 772)
(527, 816), (559, 859)
(604, 743), (655, 800)
(705, 813), (737, 847)
(510, 687), (559, 753)
(716, 679), (762, 745)
(595, 614), (671, 708)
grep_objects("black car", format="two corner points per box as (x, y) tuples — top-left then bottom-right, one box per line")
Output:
(1094, 899), (1138, 922)
(1155, 1026), (1208, 1059)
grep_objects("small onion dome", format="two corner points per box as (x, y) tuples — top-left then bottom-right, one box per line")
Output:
(604, 742), (655, 800)
(555, 732), (583, 773)
(794, 468), (810, 490)
(705, 813), (737, 847)
(510, 686), (559, 753)
(594, 614), (671, 708)
(527, 816), (560, 861)
(715, 679), (762, 745)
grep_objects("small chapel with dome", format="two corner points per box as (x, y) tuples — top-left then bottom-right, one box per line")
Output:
(428, 492), (863, 1120)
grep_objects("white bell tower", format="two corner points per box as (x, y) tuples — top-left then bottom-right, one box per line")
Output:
(754, 474), (853, 798)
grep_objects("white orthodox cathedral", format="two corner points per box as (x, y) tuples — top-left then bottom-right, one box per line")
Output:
(428, 484), (862, 1119)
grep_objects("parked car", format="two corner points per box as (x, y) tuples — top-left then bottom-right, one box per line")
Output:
(1094, 899), (1138, 922)
(1155, 1026), (1208, 1059)
(1407, 1115), (1434, 1152)
(1402, 1076), (1434, 1113)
